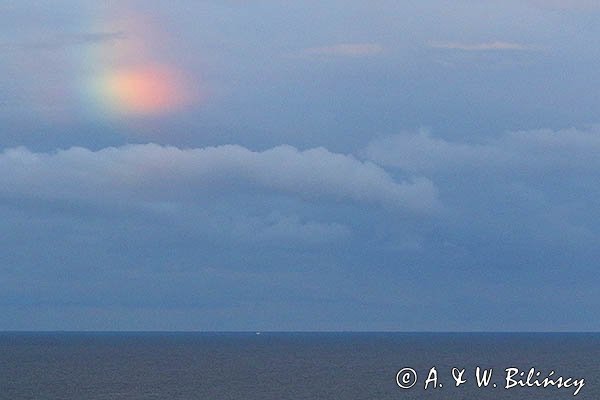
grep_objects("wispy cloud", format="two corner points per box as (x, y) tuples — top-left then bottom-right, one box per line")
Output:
(428, 40), (532, 51)
(301, 43), (384, 57)
(527, 0), (600, 10)
(365, 126), (600, 173)
(2, 31), (126, 51)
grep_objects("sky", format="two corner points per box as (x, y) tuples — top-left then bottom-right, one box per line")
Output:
(1, 0), (599, 331)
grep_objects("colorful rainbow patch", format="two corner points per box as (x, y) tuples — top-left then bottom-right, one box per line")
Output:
(81, 11), (193, 118)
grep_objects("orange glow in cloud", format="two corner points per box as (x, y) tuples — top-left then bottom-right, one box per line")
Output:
(102, 65), (188, 116)
(83, 8), (201, 118)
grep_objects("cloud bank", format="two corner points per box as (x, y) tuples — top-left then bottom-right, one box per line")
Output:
(0, 143), (437, 212)
(364, 126), (600, 173)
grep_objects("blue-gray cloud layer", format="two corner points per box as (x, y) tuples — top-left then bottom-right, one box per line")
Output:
(1, 0), (600, 331)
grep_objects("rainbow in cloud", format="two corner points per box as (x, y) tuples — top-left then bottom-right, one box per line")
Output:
(82, 10), (193, 118)
(90, 64), (189, 116)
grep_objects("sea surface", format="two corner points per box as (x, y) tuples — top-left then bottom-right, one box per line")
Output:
(0, 332), (598, 399)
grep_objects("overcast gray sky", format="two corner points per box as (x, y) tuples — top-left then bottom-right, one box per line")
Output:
(1, 0), (599, 331)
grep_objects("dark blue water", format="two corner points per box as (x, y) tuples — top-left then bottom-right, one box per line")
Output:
(0, 332), (598, 399)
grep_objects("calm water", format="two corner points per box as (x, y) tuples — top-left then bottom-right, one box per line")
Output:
(0, 332), (598, 399)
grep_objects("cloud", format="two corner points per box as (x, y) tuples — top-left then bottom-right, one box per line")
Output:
(2, 31), (126, 51)
(0, 143), (438, 213)
(364, 126), (600, 173)
(526, 0), (600, 10)
(428, 41), (532, 51)
(301, 43), (383, 57)
(229, 213), (352, 245)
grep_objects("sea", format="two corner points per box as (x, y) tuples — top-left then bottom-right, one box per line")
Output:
(0, 332), (598, 399)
